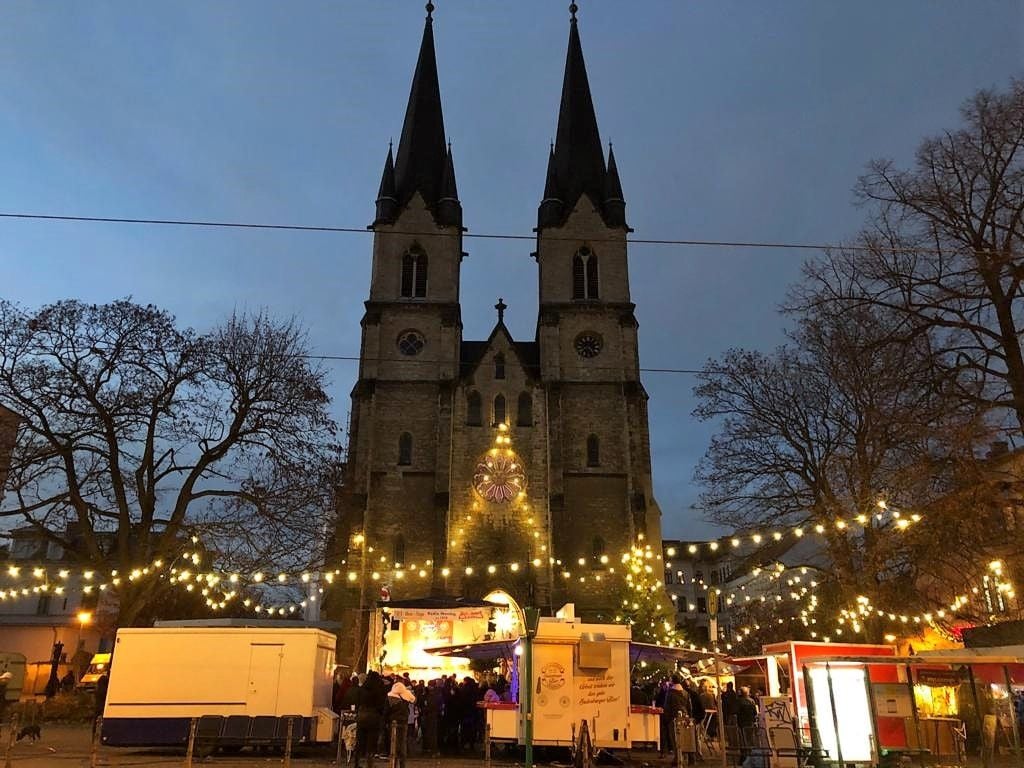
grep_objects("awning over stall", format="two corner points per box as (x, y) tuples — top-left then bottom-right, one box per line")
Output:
(628, 642), (731, 667)
(425, 638), (518, 662)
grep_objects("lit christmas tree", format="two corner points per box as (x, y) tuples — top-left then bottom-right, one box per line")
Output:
(615, 537), (682, 646)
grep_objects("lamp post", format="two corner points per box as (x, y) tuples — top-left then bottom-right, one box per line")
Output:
(351, 533), (368, 671)
(523, 607), (540, 768)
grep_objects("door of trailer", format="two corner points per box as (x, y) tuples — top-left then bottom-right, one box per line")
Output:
(247, 643), (284, 715)
(532, 643), (574, 745)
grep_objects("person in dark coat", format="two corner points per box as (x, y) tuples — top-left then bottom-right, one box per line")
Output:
(421, 679), (444, 757)
(721, 681), (738, 727)
(686, 679), (705, 729)
(656, 680), (671, 755)
(333, 669), (351, 715)
(664, 677), (692, 766)
(354, 671), (387, 768)
(736, 686), (758, 729)
(92, 672), (109, 736)
(342, 675), (361, 711)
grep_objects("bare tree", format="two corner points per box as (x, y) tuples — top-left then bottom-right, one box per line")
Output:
(0, 299), (340, 624)
(795, 79), (1024, 433)
(693, 303), (998, 642)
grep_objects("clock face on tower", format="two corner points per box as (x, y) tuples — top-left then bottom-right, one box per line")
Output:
(574, 332), (603, 359)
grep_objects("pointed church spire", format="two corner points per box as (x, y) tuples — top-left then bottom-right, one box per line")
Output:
(603, 143), (627, 227)
(538, 144), (564, 228)
(539, 3), (609, 229)
(374, 143), (398, 225)
(435, 142), (462, 227)
(385, 2), (461, 227)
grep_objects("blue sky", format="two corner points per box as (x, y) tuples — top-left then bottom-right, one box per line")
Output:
(1, 1), (1021, 538)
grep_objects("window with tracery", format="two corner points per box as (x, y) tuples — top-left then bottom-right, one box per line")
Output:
(401, 248), (428, 298)
(398, 432), (413, 465)
(586, 434), (600, 467)
(572, 246), (599, 300)
(467, 391), (482, 426)
(517, 392), (533, 426)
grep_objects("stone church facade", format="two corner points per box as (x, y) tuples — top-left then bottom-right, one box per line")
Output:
(333, 6), (664, 655)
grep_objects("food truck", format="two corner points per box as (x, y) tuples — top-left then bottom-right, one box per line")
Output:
(101, 625), (338, 748)
(426, 604), (727, 751)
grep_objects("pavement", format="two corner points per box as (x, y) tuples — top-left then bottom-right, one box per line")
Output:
(3, 723), (663, 767)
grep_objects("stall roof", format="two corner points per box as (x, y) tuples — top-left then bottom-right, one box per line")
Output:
(425, 639), (731, 666)
(801, 653), (1024, 666)
(425, 639), (517, 660)
(628, 642), (730, 666)
(379, 596), (496, 610)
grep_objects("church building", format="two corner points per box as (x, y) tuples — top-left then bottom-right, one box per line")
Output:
(334, 3), (665, 657)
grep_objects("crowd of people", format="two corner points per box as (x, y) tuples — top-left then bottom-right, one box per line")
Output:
(631, 676), (761, 765)
(332, 669), (511, 768)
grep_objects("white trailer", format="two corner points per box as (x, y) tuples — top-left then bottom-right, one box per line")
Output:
(101, 626), (337, 748)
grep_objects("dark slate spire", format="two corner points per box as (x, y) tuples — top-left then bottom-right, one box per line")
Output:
(539, 5), (610, 229)
(603, 143), (626, 227)
(538, 144), (563, 228)
(435, 142), (462, 227)
(374, 143), (398, 225)
(382, 3), (461, 228)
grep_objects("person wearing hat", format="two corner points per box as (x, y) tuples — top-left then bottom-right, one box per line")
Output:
(387, 680), (416, 768)
(664, 675), (692, 766)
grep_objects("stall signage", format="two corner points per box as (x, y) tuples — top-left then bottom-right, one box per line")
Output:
(915, 669), (962, 687)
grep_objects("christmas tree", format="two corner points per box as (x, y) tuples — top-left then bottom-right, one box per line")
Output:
(615, 536), (682, 646)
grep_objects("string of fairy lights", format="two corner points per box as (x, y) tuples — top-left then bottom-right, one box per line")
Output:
(0, 422), (1013, 649)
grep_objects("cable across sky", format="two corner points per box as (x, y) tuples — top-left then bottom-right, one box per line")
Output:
(0, 211), (982, 257)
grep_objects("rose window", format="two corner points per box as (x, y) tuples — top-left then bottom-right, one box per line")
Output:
(473, 451), (527, 503)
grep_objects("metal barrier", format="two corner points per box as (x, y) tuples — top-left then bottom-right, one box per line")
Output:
(283, 716), (295, 768)
(3, 712), (17, 768)
(90, 716), (103, 768)
(183, 716), (198, 768)
(388, 719), (398, 768)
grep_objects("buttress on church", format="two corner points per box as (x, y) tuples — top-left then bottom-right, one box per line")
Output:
(334, 5), (666, 658)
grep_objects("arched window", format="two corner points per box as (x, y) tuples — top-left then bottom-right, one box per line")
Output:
(414, 252), (428, 297)
(572, 247), (598, 300)
(494, 353), (505, 380)
(493, 394), (506, 426)
(467, 391), (482, 426)
(586, 252), (599, 299)
(517, 392), (533, 426)
(393, 535), (406, 566)
(401, 248), (428, 298)
(586, 434), (600, 467)
(572, 253), (586, 300)
(398, 432), (413, 465)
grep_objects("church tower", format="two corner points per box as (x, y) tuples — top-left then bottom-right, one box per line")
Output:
(336, 1), (463, 628)
(334, 5), (667, 667)
(536, 5), (664, 609)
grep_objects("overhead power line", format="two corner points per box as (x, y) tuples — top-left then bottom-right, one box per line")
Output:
(0, 211), (967, 256)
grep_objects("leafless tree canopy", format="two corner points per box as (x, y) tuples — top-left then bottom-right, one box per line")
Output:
(0, 299), (340, 623)
(695, 80), (1024, 644)
(694, 304), (997, 641)
(794, 79), (1024, 433)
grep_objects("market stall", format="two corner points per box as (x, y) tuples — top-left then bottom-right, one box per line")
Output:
(804, 652), (1024, 768)
(427, 608), (728, 751)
